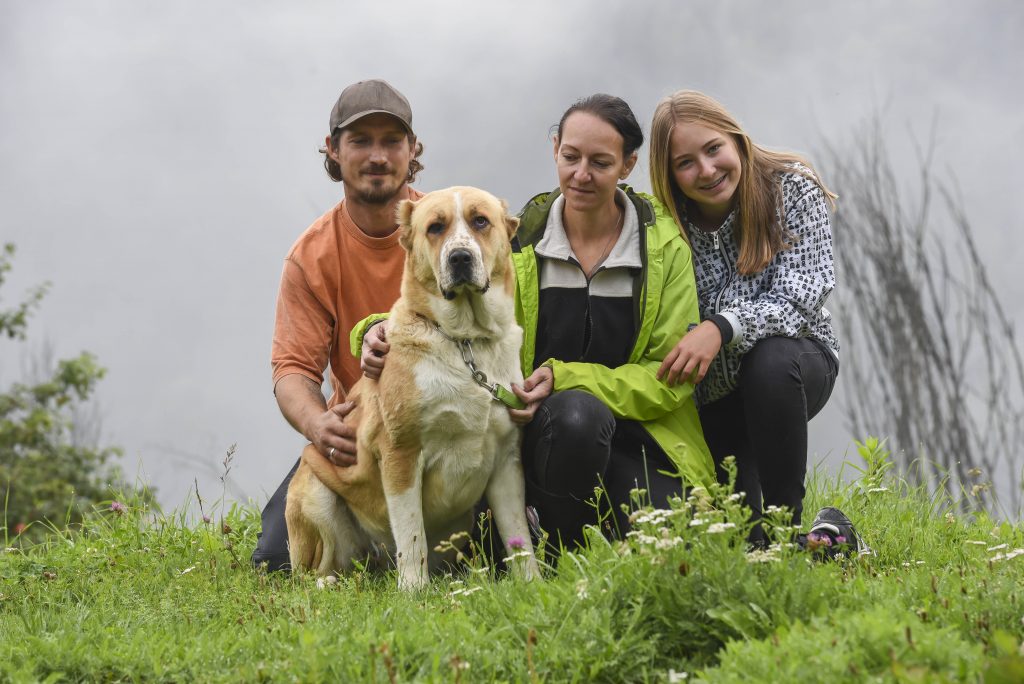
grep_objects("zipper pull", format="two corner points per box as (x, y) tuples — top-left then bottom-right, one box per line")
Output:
(713, 231), (720, 251)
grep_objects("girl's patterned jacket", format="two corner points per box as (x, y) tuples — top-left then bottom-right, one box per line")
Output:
(684, 169), (839, 406)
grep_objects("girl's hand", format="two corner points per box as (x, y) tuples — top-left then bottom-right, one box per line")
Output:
(657, 321), (723, 386)
(508, 366), (554, 425)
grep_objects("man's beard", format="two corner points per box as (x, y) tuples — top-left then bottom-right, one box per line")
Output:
(353, 170), (404, 205)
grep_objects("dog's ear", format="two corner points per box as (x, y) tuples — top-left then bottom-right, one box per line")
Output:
(397, 198), (416, 251)
(499, 198), (520, 238)
(504, 215), (520, 239)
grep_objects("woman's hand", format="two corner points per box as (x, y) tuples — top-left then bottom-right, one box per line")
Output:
(360, 321), (390, 379)
(657, 321), (722, 386)
(508, 366), (554, 425)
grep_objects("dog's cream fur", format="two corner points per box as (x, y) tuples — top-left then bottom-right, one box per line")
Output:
(285, 187), (540, 589)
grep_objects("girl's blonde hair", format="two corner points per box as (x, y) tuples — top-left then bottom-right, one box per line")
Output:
(649, 90), (837, 275)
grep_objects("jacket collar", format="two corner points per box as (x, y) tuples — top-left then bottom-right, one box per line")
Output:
(533, 189), (642, 270)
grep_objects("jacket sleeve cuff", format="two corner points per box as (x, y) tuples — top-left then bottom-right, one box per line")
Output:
(708, 313), (736, 345)
(349, 313), (391, 357)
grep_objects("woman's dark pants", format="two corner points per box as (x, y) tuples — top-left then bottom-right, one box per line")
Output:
(521, 390), (684, 552)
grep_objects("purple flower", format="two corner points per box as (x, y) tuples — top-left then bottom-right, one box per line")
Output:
(110, 501), (125, 514)
(508, 536), (525, 550)
(807, 531), (832, 547)
(836, 535), (847, 545)
(202, 514), (211, 524)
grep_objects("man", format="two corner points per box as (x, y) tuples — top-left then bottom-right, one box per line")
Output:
(252, 79), (423, 571)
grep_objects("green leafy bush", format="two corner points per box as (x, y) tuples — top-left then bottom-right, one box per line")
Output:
(1, 243), (136, 542)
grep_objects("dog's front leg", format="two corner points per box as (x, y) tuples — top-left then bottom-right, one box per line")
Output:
(486, 455), (541, 580)
(382, 452), (429, 590)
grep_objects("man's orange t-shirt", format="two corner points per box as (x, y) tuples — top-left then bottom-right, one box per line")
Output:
(271, 189), (423, 405)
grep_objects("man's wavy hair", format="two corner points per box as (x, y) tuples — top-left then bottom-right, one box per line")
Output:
(319, 129), (424, 184)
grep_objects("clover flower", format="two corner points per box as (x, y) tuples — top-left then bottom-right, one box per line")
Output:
(110, 501), (125, 515)
(507, 535), (525, 550)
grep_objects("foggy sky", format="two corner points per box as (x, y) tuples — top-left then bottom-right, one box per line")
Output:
(2, 1), (1021, 509)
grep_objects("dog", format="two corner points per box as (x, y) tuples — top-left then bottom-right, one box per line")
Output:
(285, 186), (540, 589)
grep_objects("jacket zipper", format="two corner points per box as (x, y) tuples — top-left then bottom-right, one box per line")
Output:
(708, 227), (737, 391)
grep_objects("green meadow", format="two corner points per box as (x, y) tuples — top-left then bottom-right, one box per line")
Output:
(2, 439), (1023, 683)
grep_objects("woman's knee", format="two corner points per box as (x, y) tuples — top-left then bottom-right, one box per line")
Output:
(546, 390), (615, 445)
(523, 390), (615, 493)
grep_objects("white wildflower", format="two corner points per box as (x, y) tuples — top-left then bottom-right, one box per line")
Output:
(636, 533), (658, 545)
(502, 550), (533, 563)
(576, 579), (589, 600)
(689, 518), (707, 527)
(179, 566), (196, 575)
(655, 537), (684, 550)
(747, 550), (780, 564)
(991, 548), (1024, 562)
(632, 508), (674, 526)
(706, 522), (737, 534)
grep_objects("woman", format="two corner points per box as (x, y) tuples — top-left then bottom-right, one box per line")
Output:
(362, 94), (715, 552)
(649, 89), (860, 549)
(507, 93), (714, 550)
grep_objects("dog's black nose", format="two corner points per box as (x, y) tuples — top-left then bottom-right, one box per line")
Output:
(448, 249), (473, 270)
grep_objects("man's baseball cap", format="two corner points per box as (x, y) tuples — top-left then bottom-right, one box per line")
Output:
(329, 79), (413, 135)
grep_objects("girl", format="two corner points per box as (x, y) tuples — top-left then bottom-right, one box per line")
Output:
(649, 90), (858, 549)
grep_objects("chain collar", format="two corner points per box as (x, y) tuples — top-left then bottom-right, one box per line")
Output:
(416, 314), (526, 410)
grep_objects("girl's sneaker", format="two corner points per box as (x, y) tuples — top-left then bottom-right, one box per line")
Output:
(805, 506), (873, 558)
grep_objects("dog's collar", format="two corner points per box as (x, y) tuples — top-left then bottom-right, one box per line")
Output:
(416, 314), (526, 410)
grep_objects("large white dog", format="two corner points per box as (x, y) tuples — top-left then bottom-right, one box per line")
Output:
(285, 186), (540, 589)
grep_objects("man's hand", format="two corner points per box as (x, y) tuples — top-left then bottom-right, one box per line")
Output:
(308, 401), (358, 466)
(360, 321), (390, 380)
(508, 366), (554, 425)
(274, 374), (358, 467)
(657, 321), (723, 386)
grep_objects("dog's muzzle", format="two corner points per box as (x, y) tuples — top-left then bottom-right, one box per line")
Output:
(442, 248), (479, 300)
(439, 241), (489, 300)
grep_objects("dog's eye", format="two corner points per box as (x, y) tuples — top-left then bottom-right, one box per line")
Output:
(427, 222), (445, 235)
(471, 216), (490, 230)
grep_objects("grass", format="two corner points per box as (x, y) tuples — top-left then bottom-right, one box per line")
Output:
(2, 439), (1023, 683)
